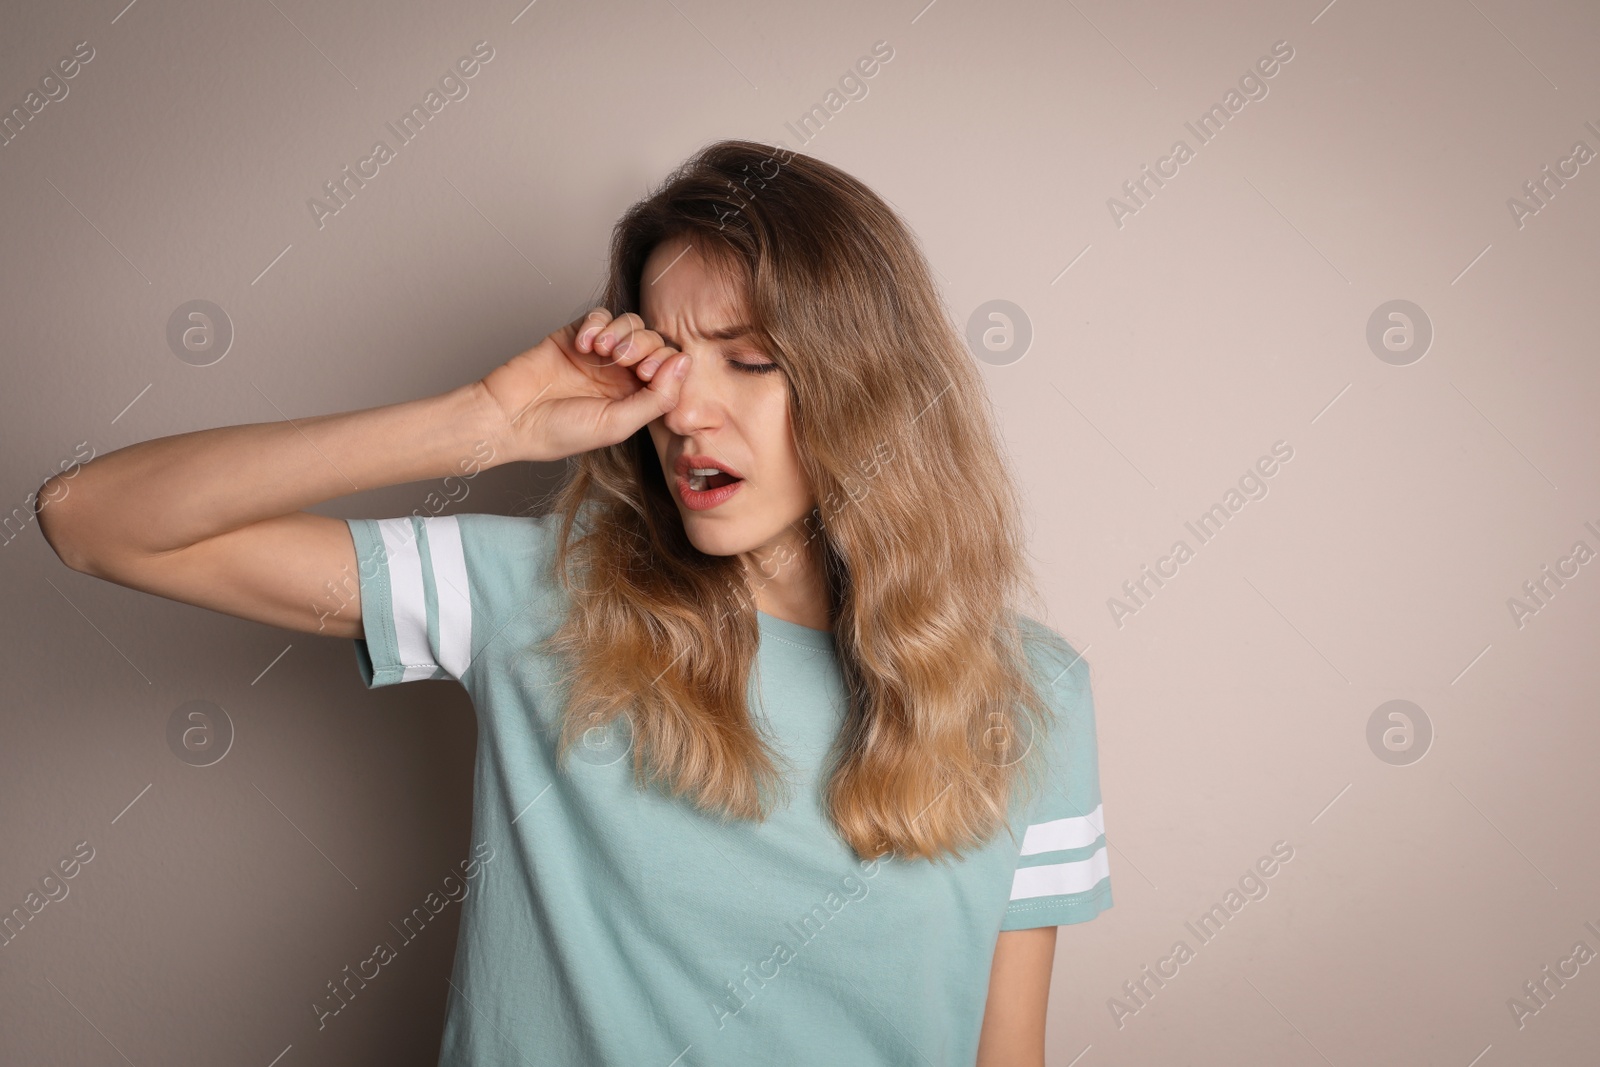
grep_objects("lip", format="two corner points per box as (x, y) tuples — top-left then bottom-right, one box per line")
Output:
(673, 453), (744, 480)
(673, 452), (745, 511)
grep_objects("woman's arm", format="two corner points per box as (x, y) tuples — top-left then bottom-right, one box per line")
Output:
(35, 309), (690, 638)
(36, 384), (509, 639)
(976, 926), (1058, 1067)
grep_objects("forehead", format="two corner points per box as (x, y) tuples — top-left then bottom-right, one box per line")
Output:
(639, 236), (748, 334)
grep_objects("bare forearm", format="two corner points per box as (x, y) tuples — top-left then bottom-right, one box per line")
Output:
(977, 927), (1055, 1067)
(41, 382), (505, 566)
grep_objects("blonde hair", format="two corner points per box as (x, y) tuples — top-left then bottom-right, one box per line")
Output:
(537, 139), (1061, 862)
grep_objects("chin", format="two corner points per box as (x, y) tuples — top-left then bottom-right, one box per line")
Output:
(677, 514), (756, 558)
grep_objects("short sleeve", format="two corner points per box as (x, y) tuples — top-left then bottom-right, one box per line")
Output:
(1001, 625), (1114, 931)
(346, 515), (476, 688)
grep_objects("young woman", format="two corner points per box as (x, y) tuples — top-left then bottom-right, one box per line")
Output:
(38, 140), (1111, 1066)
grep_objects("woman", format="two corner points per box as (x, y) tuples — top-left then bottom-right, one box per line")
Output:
(38, 140), (1111, 1066)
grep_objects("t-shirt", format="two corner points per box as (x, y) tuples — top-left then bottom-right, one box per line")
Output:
(344, 511), (1112, 1066)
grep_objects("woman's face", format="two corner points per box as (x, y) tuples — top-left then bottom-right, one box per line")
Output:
(640, 235), (817, 570)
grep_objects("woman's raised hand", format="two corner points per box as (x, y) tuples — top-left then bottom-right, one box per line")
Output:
(480, 308), (692, 463)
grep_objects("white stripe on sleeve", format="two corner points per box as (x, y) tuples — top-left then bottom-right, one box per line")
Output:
(424, 516), (473, 679)
(1019, 803), (1105, 856)
(1010, 844), (1110, 901)
(378, 517), (438, 682)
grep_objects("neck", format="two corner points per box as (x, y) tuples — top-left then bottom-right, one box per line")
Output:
(741, 525), (831, 632)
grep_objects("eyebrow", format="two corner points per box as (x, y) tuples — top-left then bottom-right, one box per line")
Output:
(653, 323), (755, 348)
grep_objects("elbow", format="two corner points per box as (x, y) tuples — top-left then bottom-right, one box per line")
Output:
(35, 474), (99, 575)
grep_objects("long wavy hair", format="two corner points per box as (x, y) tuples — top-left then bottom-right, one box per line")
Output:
(538, 139), (1061, 862)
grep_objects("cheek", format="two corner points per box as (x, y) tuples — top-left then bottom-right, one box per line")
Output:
(749, 390), (805, 494)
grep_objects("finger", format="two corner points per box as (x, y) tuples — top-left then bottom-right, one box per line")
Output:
(634, 345), (680, 381)
(599, 322), (674, 371)
(615, 331), (674, 371)
(574, 308), (613, 354)
(601, 352), (692, 434)
(592, 312), (647, 360)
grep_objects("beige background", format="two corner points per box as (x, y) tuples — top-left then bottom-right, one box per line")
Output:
(3, 0), (1599, 1063)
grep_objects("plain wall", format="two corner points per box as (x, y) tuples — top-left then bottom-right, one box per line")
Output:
(2, 0), (1598, 1063)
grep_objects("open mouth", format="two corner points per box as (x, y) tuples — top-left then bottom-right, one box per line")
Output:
(688, 468), (742, 492)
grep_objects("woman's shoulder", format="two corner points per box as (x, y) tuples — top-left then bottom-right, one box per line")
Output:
(448, 511), (569, 584)
(439, 511), (575, 658)
(452, 510), (562, 544)
(1013, 613), (1091, 693)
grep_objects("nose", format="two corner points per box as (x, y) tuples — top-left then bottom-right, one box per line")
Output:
(659, 352), (725, 438)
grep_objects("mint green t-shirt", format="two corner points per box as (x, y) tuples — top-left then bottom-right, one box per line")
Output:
(345, 511), (1112, 1066)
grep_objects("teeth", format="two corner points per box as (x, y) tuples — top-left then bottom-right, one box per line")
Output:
(688, 466), (729, 492)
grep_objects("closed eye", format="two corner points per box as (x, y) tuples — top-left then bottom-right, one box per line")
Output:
(729, 358), (780, 374)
